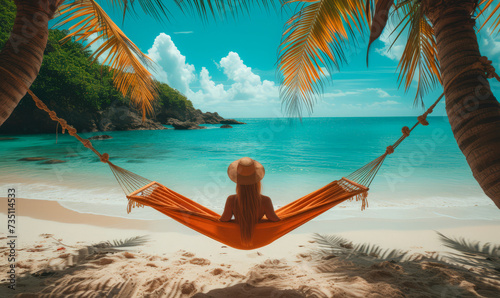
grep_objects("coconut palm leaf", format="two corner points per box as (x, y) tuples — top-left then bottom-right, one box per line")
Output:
(173, 0), (277, 21)
(365, 0), (395, 65)
(56, 0), (157, 119)
(392, 0), (440, 106)
(477, 0), (500, 33)
(278, 0), (366, 117)
(104, 0), (172, 22)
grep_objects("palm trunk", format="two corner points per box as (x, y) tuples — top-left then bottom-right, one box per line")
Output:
(0, 0), (59, 126)
(425, 0), (500, 208)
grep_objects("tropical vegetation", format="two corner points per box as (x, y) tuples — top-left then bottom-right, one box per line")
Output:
(0, 0), (193, 133)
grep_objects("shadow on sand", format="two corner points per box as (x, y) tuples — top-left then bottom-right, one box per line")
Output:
(2, 233), (499, 297)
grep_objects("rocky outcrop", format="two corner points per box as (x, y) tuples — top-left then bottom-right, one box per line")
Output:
(220, 119), (245, 125)
(88, 135), (113, 140)
(18, 157), (47, 161)
(96, 103), (166, 132)
(171, 121), (206, 130)
(0, 100), (167, 134)
(0, 99), (243, 134)
(220, 124), (233, 128)
(158, 108), (225, 125)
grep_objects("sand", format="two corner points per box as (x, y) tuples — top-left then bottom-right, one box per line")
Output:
(1, 197), (500, 297)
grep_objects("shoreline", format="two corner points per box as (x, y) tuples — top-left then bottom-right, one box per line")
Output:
(1, 197), (499, 250)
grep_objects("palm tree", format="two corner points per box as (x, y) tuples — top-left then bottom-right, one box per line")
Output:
(278, 0), (500, 208)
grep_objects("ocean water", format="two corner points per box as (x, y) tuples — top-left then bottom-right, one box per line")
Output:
(0, 117), (497, 220)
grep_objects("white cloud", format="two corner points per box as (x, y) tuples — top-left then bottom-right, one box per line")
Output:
(146, 34), (279, 114)
(365, 88), (398, 98)
(147, 33), (196, 94)
(188, 51), (278, 105)
(370, 100), (400, 106)
(375, 21), (405, 61)
(323, 90), (361, 99)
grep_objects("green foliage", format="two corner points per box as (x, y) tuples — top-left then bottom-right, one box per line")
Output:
(0, 0), (16, 49)
(156, 82), (193, 111)
(0, 0), (193, 118)
(29, 29), (123, 112)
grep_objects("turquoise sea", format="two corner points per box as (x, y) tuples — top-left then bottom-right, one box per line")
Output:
(0, 117), (497, 220)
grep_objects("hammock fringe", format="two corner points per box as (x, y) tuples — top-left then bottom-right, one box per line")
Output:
(127, 199), (146, 213)
(349, 191), (368, 211)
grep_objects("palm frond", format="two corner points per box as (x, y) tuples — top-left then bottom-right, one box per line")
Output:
(437, 232), (500, 277)
(173, 0), (278, 21)
(392, 0), (440, 106)
(477, 0), (500, 34)
(278, 0), (366, 118)
(56, 0), (158, 119)
(365, 0), (395, 65)
(103, 0), (172, 22)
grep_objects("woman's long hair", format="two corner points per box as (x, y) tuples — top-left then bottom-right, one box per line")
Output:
(233, 181), (262, 245)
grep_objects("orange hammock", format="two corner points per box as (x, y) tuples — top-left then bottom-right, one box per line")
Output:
(20, 56), (498, 250)
(126, 178), (367, 250)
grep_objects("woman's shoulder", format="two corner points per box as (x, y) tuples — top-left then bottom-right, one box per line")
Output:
(260, 195), (271, 201)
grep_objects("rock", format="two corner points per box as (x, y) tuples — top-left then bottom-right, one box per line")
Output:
(0, 100), (167, 134)
(18, 157), (47, 161)
(165, 118), (183, 126)
(172, 121), (206, 130)
(0, 137), (18, 141)
(220, 124), (233, 128)
(88, 135), (113, 140)
(41, 159), (66, 164)
(96, 103), (167, 131)
(220, 119), (245, 125)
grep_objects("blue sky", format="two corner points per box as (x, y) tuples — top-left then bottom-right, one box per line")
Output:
(55, 1), (500, 118)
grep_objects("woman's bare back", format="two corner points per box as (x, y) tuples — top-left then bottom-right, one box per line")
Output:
(219, 194), (280, 222)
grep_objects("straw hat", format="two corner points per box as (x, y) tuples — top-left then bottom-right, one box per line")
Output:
(227, 157), (265, 185)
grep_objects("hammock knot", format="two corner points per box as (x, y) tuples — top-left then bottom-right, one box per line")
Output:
(82, 139), (92, 149)
(67, 127), (77, 136)
(48, 111), (57, 120)
(479, 56), (498, 79)
(34, 99), (47, 110)
(100, 153), (110, 163)
(402, 126), (410, 137)
(417, 115), (429, 126)
(385, 145), (394, 155)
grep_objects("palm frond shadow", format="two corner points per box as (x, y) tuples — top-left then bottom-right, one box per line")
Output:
(90, 235), (150, 253)
(312, 232), (500, 281)
(32, 235), (150, 276)
(436, 232), (500, 278)
(312, 233), (414, 263)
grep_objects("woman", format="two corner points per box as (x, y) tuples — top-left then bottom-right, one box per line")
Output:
(219, 157), (280, 244)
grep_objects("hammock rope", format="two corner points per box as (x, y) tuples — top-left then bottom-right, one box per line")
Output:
(4, 56), (498, 249)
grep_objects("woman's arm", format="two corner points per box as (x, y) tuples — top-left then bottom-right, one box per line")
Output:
(219, 195), (235, 222)
(262, 196), (280, 222)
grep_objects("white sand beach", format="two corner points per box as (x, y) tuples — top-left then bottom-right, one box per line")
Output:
(1, 197), (500, 297)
